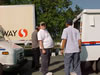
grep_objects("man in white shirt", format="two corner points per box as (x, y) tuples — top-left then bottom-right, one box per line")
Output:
(61, 19), (81, 75)
(38, 22), (54, 75)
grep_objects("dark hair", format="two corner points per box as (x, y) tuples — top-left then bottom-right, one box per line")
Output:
(66, 19), (73, 25)
(35, 26), (39, 31)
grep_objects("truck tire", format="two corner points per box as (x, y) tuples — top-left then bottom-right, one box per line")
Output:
(81, 61), (92, 70)
(0, 63), (3, 75)
(96, 59), (100, 72)
(92, 61), (96, 71)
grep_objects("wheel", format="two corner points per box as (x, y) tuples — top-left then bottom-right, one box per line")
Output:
(96, 59), (100, 72)
(81, 61), (92, 71)
(84, 61), (92, 70)
(92, 61), (96, 71)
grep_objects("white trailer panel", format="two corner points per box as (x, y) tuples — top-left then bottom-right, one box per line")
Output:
(0, 5), (35, 43)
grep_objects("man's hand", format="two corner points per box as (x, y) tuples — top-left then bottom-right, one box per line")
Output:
(78, 39), (81, 53)
(42, 49), (46, 54)
(61, 39), (67, 55)
(79, 49), (81, 53)
(61, 49), (64, 55)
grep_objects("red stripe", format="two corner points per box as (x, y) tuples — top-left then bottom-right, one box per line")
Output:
(95, 41), (100, 43)
(82, 41), (100, 44)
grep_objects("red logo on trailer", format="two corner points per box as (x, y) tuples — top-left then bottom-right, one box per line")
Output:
(18, 29), (28, 37)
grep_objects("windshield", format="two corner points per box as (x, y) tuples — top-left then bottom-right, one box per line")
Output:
(0, 31), (5, 40)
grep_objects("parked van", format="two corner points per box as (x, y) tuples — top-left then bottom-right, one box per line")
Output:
(73, 9), (100, 71)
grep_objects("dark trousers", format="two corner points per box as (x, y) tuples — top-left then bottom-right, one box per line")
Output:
(64, 52), (81, 75)
(32, 47), (40, 69)
(41, 49), (51, 75)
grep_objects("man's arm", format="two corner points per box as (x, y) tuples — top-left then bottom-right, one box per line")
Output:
(61, 29), (67, 55)
(39, 40), (46, 54)
(61, 39), (67, 55)
(78, 39), (81, 52)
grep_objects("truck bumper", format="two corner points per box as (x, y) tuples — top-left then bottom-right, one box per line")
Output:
(3, 59), (28, 72)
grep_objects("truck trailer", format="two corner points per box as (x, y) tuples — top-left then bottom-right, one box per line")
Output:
(0, 5), (35, 44)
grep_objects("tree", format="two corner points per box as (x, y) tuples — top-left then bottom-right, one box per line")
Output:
(74, 5), (83, 17)
(0, 0), (10, 4)
(10, 0), (32, 4)
(32, 0), (72, 41)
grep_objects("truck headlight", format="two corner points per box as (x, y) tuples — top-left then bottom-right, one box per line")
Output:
(2, 52), (9, 55)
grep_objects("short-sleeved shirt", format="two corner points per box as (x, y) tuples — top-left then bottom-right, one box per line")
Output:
(38, 29), (54, 49)
(61, 26), (80, 53)
(31, 30), (39, 48)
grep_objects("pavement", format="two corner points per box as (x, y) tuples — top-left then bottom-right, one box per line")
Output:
(32, 55), (64, 75)
(4, 55), (100, 75)
(25, 55), (100, 75)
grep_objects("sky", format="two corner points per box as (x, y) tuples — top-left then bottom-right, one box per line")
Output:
(71, 0), (100, 10)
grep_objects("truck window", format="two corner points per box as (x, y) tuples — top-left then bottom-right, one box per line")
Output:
(0, 25), (5, 40)
(74, 18), (81, 32)
(0, 32), (3, 38)
(0, 31), (5, 40)
(73, 18), (82, 38)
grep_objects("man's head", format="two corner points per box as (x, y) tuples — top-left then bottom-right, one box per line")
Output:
(35, 26), (40, 31)
(40, 22), (46, 29)
(66, 19), (73, 27)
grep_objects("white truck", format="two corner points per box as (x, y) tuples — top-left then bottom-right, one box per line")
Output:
(0, 32), (27, 73)
(73, 9), (100, 72)
(0, 5), (35, 44)
(0, 5), (36, 72)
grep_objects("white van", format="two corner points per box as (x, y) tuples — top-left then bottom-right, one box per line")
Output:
(0, 31), (27, 72)
(73, 9), (100, 71)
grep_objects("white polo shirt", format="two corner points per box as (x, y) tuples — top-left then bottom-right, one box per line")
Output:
(38, 29), (54, 49)
(61, 26), (80, 53)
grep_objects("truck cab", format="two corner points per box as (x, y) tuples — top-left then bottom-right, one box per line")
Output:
(0, 31), (27, 72)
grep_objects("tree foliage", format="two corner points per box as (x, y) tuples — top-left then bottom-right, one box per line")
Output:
(1, 0), (82, 41)
(74, 5), (83, 17)
(31, 0), (73, 40)
(0, 0), (10, 4)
